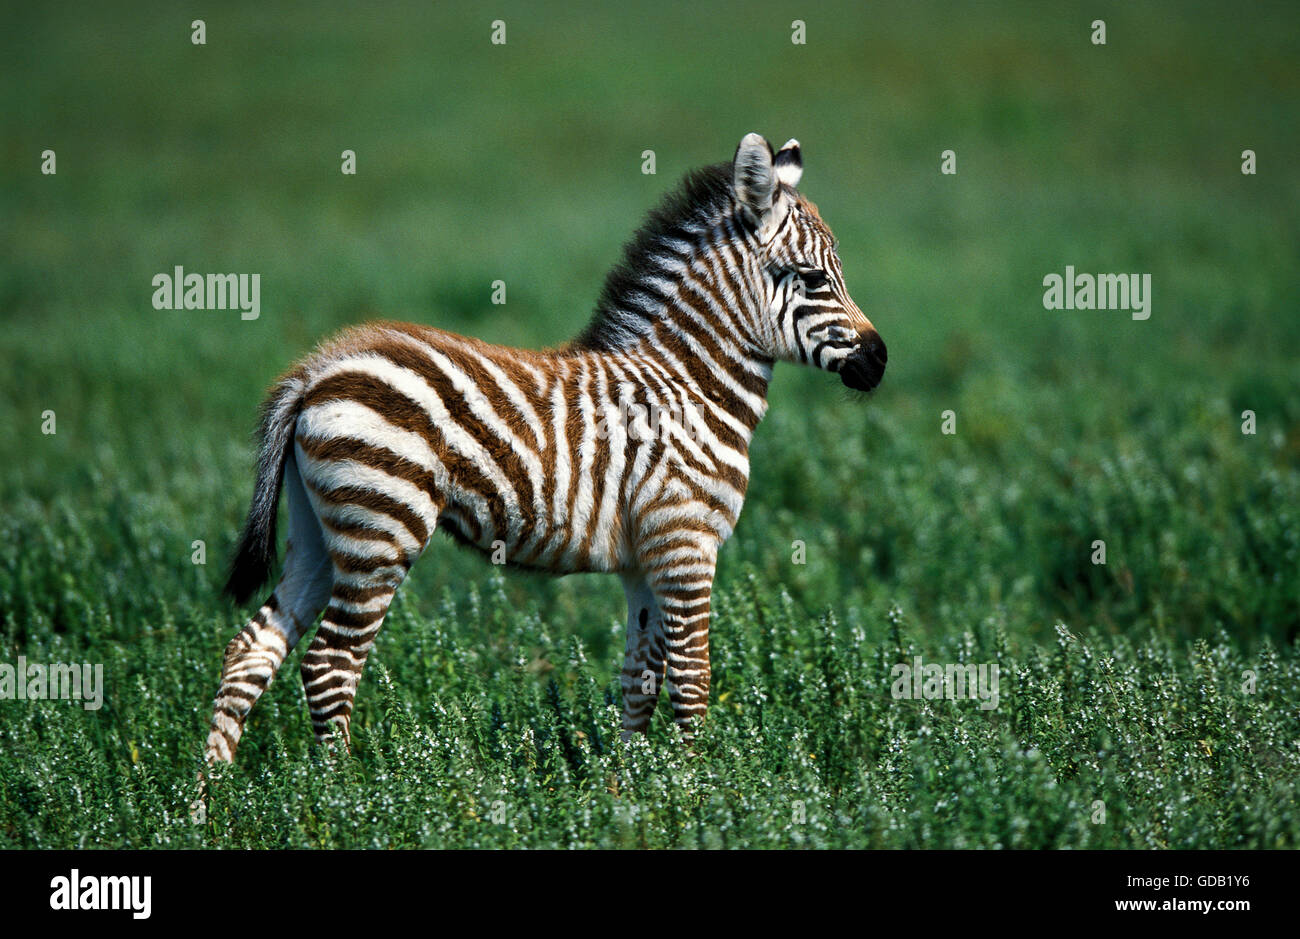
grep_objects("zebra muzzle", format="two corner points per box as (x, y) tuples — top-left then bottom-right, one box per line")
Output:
(840, 331), (887, 392)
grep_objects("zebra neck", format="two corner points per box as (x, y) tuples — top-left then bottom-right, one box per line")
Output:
(620, 327), (773, 440)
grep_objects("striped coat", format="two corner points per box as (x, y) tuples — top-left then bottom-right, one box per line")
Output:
(206, 133), (886, 763)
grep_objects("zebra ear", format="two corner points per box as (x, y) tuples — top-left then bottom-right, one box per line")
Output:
(733, 132), (776, 220)
(774, 139), (802, 188)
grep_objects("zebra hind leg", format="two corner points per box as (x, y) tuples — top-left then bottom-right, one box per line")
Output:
(299, 526), (429, 752)
(205, 456), (333, 764)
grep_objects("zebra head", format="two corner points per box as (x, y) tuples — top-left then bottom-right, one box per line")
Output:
(733, 132), (886, 392)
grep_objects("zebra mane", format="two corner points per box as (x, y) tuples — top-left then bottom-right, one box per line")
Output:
(569, 162), (739, 351)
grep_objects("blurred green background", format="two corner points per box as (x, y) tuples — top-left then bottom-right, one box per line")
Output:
(0, 1), (1297, 847)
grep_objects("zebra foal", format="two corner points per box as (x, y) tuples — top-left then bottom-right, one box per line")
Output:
(205, 133), (886, 762)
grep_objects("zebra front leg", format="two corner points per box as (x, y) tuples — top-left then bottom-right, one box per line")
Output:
(646, 549), (717, 741)
(619, 574), (667, 740)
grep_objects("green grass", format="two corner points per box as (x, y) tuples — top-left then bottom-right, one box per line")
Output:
(1, 0), (1297, 848)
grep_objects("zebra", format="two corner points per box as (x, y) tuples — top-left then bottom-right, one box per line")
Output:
(205, 132), (886, 763)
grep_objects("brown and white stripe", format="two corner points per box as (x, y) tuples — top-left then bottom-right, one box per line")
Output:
(205, 132), (886, 762)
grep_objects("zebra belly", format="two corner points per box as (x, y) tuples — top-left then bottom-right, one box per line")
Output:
(434, 484), (628, 574)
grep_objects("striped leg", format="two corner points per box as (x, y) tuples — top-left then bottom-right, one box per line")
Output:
(619, 574), (667, 739)
(206, 457), (332, 763)
(645, 547), (717, 740)
(299, 561), (409, 751)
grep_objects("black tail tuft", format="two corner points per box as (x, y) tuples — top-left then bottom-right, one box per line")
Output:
(223, 514), (278, 604)
(223, 370), (306, 605)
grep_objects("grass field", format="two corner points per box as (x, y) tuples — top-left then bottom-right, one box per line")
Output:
(1, 0), (1298, 848)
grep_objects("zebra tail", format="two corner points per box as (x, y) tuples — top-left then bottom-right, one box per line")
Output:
(223, 369), (307, 604)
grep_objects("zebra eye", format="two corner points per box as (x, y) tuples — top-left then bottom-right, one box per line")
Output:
(800, 269), (828, 290)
